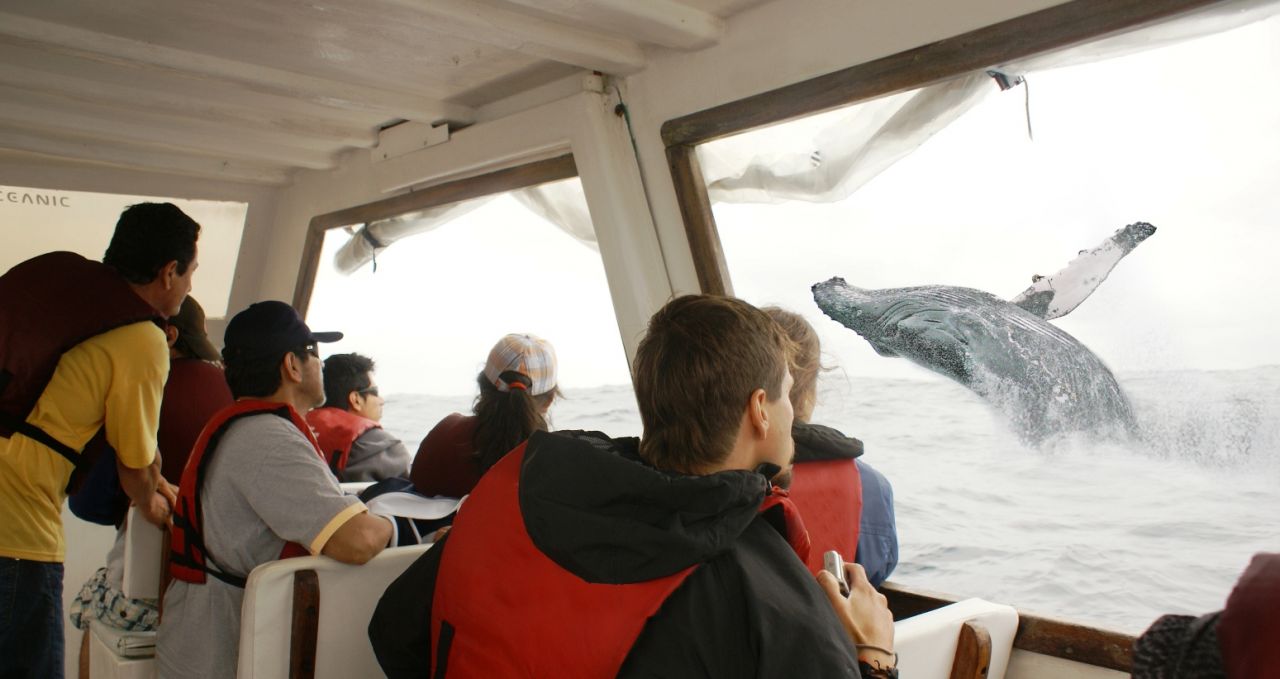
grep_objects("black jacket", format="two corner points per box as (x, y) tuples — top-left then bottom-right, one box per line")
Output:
(369, 430), (861, 678)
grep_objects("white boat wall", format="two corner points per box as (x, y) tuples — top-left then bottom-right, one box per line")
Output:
(1, 0), (1261, 676)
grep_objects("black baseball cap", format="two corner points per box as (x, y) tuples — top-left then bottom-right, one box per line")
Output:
(222, 301), (342, 362)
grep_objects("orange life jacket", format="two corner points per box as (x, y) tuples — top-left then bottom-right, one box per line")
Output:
(305, 406), (379, 476)
(430, 442), (810, 678)
(787, 458), (863, 575)
(169, 400), (319, 588)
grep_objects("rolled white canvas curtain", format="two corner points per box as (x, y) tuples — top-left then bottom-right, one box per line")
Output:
(332, 196), (494, 274)
(332, 179), (597, 274)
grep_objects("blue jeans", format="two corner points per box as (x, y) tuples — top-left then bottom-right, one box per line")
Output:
(0, 558), (64, 679)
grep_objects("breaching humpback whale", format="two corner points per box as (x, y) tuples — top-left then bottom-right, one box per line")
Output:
(812, 222), (1155, 441)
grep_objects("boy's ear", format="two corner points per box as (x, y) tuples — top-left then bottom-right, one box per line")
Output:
(746, 388), (769, 440)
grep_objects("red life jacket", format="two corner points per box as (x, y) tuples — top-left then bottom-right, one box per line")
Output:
(169, 400), (320, 588)
(786, 458), (863, 575)
(0, 251), (163, 476)
(305, 406), (379, 476)
(430, 443), (810, 678)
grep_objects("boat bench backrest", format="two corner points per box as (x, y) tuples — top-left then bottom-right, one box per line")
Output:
(122, 506), (165, 601)
(236, 543), (432, 679)
(894, 598), (1019, 679)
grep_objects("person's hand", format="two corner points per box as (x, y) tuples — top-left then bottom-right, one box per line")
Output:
(136, 487), (174, 528)
(817, 561), (895, 666)
(158, 479), (179, 510)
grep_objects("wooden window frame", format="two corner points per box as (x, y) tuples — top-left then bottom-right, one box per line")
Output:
(661, 0), (1234, 295)
(291, 153), (578, 313)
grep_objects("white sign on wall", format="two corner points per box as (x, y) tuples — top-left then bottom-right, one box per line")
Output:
(0, 185), (247, 318)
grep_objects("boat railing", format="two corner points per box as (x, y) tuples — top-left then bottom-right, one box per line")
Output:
(883, 581), (1135, 675)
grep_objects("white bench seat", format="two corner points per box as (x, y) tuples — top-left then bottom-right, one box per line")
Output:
(237, 544), (432, 679)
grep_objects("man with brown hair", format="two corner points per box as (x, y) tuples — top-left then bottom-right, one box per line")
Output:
(370, 294), (896, 678)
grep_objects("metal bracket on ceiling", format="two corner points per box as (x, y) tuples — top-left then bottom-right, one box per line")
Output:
(373, 121), (452, 163)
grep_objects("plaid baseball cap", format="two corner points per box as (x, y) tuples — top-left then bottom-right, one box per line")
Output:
(483, 333), (557, 395)
(222, 301), (342, 363)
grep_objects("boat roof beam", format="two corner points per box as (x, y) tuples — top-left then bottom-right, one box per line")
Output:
(0, 43), (395, 130)
(0, 132), (291, 186)
(0, 11), (475, 125)
(501, 0), (724, 50)
(0, 53), (379, 147)
(0, 84), (373, 155)
(0, 99), (336, 171)
(374, 0), (647, 74)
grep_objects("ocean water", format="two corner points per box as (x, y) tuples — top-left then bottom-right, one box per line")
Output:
(381, 367), (1280, 634)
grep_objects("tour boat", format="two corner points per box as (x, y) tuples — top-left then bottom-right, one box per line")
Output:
(3, 0), (1265, 675)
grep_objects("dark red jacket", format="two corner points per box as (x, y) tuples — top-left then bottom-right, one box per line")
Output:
(1219, 553), (1280, 678)
(410, 413), (481, 497)
(169, 400), (318, 588)
(306, 406), (379, 477)
(0, 251), (162, 471)
(158, 358), (234, 483)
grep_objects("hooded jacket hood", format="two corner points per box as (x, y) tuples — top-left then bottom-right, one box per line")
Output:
(792, 420), (863, 462)
(518, 430), (770, 584)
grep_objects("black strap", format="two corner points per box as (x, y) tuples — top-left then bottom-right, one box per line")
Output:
(432, 620), (455, 679)
(0, 410), (82, 468)
(170, 507), (248, 589)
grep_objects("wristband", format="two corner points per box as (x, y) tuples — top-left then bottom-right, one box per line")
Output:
(855, 644), (898, 676)
(857, 660), (899, 679)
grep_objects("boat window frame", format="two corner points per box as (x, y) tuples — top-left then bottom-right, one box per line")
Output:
(660, 0), (1234, 296)
(291, 153), (577, 313)
(659, 0), (1245, 667)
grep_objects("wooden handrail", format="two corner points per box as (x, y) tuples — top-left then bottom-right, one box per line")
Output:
(950, 621), (993, 679)
(881, 581), (1136, 673)
(289, 569), (321, 679)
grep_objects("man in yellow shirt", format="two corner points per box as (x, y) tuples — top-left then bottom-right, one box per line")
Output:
(0, 202), (200, 679)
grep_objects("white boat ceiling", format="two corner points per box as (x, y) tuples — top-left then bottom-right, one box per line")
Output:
(0, 0), (770, 186)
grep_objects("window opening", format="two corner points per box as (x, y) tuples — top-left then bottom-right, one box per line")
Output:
(306, 177), (639, 448)
(701, 11), (1280, 632)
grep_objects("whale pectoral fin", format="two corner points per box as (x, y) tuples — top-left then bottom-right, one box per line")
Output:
(1009, 221), (1157, 320)
(1012, 288), (1055, 319)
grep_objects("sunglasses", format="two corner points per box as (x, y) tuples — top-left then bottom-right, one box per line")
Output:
(356, 386), (380, 398)
(300, 343), (320, 358)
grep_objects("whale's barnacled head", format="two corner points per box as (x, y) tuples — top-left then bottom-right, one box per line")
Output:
(812, 279), (975, 380)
